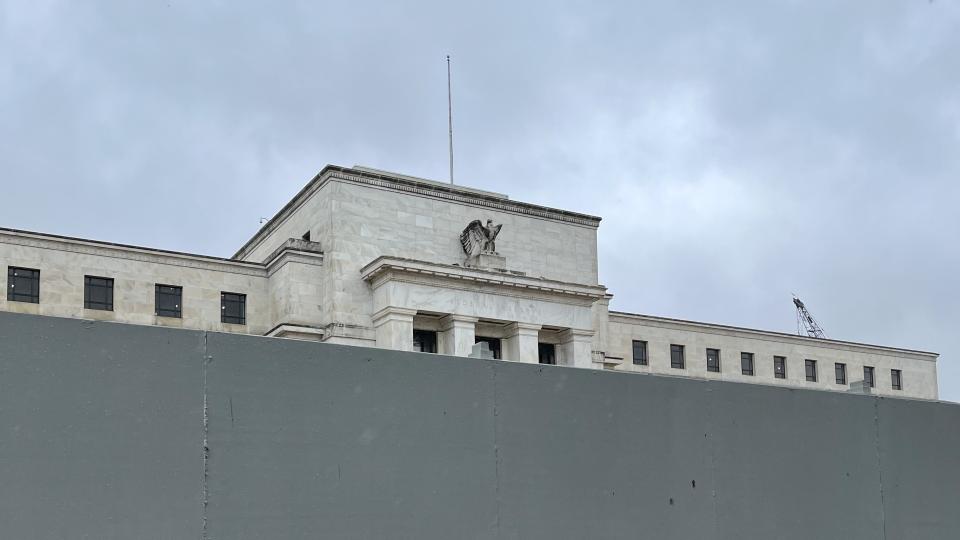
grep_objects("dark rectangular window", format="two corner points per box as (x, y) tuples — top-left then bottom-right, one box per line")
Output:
(740, 352), (754, 376)
(864, 366), (875, 388)
(83, 276), (114, 311)
(805, 359), (818, 382)
(475, 337), (501, 360)
(220, 292), (246, 324)
(670, 344), (685, 369)
(774, 356), (786, 379)
(835, 363), (847, 385)
(7, 266), (40, 303)
(632, 340), (648, 366)
(538, 343), (556, 365)
(706, 348), (720, 372)
(891, 369), (902, 390)
(155, 284), (182, 318)
(413, 330), (438, 353)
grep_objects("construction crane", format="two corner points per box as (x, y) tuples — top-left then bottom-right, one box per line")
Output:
(792, 295), (826, 339)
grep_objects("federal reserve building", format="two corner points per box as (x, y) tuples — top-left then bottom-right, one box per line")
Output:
(0, 164), (939, 399)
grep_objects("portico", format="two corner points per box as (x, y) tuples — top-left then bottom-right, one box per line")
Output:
(361, 256), (605, 366)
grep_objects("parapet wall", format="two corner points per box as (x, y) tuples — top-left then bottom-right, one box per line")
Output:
(0, 311), (957, 539)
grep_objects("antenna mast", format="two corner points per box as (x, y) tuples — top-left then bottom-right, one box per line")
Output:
(447, 54), (454, 185)
(793, 295), (826, 339)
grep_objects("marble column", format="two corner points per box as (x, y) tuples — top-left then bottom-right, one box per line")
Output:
(559, 328), (596, 368)
(503, 322), (542, 363)
(372, 307), (417, 351)
(439, 314), (478, 357)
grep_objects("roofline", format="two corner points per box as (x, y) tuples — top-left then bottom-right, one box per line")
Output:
(231, 164), (603, 260)
(0, 226), (263, 268)
(609, 310), (939, 358)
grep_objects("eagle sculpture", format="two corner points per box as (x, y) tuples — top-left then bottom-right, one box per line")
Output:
(460, 219), (502, 258)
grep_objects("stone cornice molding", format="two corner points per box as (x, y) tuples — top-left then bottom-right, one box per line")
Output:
(232, 164), (603, 260)
(609, 311), (939, 361)
(0, 227), (266, 278)
(361, 256), (608, 303)
(263, 239), (325, 277)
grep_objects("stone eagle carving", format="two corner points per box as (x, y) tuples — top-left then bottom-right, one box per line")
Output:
(460, 219), (502, 258)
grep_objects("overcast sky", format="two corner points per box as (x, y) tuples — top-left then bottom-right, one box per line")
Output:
(2, 1), (958, 400)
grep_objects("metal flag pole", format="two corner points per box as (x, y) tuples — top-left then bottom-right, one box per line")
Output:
(447, 54), (454, 185)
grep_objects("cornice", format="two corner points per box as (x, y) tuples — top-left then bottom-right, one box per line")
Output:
(609, 311), (939, 361)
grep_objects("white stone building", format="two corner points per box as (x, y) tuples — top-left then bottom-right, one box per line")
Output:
(0, 165), (939, 399)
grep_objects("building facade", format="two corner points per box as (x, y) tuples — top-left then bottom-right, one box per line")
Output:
(0, 165), (939, 399)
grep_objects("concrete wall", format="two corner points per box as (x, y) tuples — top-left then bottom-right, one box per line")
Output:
(1, 311), (957, 539)
(608, 312), (939, 400)
(0, 228), (272, 335)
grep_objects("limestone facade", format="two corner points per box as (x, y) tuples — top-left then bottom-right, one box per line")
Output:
(0, 165), (940, 399)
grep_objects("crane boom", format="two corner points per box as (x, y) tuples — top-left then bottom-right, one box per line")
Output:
(793, 296), (826, 339)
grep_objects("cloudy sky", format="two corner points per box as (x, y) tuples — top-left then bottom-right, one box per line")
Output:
(2, 1), (958, 400)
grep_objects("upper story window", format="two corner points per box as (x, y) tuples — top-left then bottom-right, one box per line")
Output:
(413, 330), (438, 353)
(774, 356), (786, 379)
(538, 343), (556, 365)
(475, 336), (501, 360)
(891, 369), (902, 390)
(7, 266), (40, 303)
(670, 344), (685, 369)
(84, 276), (114, 311)
(155, 284), (182, 318)
(740, 352), (754, 376)
(706, 348), (720, 373)
(805, 359), (818, 382)
(864, 366), (875, 388)
(835, 363), (847, 385)
(221, 292), (246, 325)
(632, 340), (648, 366)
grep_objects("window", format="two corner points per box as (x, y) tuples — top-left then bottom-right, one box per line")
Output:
(7, 266), (39, 303)
(475, 337), (501, 360)
(835, 363), (847, 385)
(774, 356), (786, 379)
(805, 359), (818, 382)
(220, 292), (246, 324)
(538, 343), (556, 365)
(413, 330), (437, 353)
(670, 344), (685, 369)
(706, 348), (720, 372)
(891, 369), (902, 391)
(83, 276), (114, 311)
(740, 352), (754, 376)
(632, 340), (648, 366)
(864, 366), (875, 388)
(155, 284), (182, 318)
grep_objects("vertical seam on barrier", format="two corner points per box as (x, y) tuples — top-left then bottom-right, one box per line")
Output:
(705, 381), (720, 536)
(493, 363), (501, 537)
(874, 398), (887, 540)
(201, 332), (210, 540)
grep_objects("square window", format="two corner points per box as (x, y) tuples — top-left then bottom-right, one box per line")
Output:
(740, 352), (755, 376)
(7, 266), (40, 303)
(84, 276), (114, 311)
(706, 348), (721, 373)
(220, 292), (246, 325)
(774, 356), (786, 379)
(891, 369), (902, 391)
(835, 363), (847, 385)
(155, 284), (182, 318)
(864, 366), (875, 388)
(475, 336), (501, 360)
(413, 329), (438, 353)
(670, 344), (685, 369)
(632, 340), (648, 366)
(805, 359), (818, 382)
(538, 343), (556, 365)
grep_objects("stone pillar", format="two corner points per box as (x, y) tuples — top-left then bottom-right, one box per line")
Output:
(439, 315), (478, 357)
(372, 307), (416, 351)
(559, 328), (596, 368)
(503, 322), (542, 363)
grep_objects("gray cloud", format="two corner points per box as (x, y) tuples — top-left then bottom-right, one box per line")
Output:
(2, 0), (958, 399)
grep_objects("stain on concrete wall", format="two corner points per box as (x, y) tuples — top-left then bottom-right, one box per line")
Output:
(0, 312), (957, 539)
